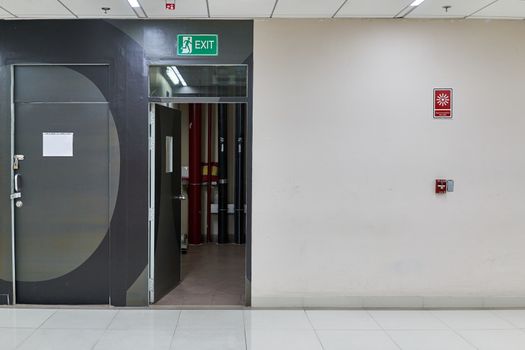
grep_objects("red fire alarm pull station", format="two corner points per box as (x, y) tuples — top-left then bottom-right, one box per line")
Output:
(166, 0), (176, 10)
(435, 179), (447, 194)
(434, 88), (453, 119)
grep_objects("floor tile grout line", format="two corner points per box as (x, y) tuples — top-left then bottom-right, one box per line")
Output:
(489, 309), (521, 329)
(15, 309), (58, 350)
(304, 309), (327, 350)
(36, 309), (58, 329)
(88, 309), (121, 350)
(167, 309), (183, 350)
(242, 308), (248, 350)
(104, 309), (121, 330)
(366, 310), (403, 350)
(428, 310), (480, 350)
(426, 310), (457, 329)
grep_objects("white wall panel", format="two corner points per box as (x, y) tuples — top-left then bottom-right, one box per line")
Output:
(273, 0), (343, 18)
(336, 0), (413, 18)
(0, 0), (74, 17)
(209, 0), (275, 18)
(253, 19), (525, 307)
(141, 0), (208, 18)
(408, 0), (494, 18)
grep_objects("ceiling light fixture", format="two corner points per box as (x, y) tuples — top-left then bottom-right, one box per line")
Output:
(127, 0), (147, 18)
(410, 0), (426, 6)
(172, 66), (187, 87)
(127, 0), (141, 8)
(396, 0), (426, 17)
(167, 67), (180, 86)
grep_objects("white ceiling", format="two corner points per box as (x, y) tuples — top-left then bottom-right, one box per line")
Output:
(0, 0), (524, 19)
(407, 0), (497, 18)
(273, 0), (343, 18)
(61, 0), (135, 18)
(336, 0), (415, 18)
(0, 0), (73, 17)
(0, 6), (13, 18)
(471, 0), (525, 19)
(141, 0), (208, 18)
(209, 0), (275, 18)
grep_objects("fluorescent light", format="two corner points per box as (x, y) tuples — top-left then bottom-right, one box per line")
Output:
(127, 0), (141, 8)
(172, 66), (188, 87)
(410, 0), (426, 6)
(167, 67), (180, 86)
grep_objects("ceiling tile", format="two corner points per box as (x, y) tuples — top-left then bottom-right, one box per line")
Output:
(336, 0), (413, 18)
(407, 0), (495, 18)
(61, 0), (136, 17)
(0, 0), (74, 17)
(209, 0), (275, 18)
(0, 6), (13, 17)
(141, 0), (208, 18)
(470, 0), (525, 18)
(273, 0), (343, 18)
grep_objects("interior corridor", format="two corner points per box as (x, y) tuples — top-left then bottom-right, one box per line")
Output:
(156, 244), (245, 306)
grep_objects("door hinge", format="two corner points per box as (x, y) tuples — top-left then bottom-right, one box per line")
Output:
(149, 138), (155, 150)
(148, 278), (154, 292)
(148, 208), (154, 221)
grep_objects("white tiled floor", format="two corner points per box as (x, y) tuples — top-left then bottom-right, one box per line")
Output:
(2, 308), (525, 349)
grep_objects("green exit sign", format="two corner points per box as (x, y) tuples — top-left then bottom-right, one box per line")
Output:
(177, 34), (219, 56)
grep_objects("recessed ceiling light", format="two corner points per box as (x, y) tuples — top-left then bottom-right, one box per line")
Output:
(410, 0), (426, 6)
(127, 0), (141, 8)
(172, 66), (187, 87)
(167, 67), (180, 86)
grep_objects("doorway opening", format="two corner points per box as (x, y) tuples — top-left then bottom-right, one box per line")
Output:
(148, 65), (250, 306)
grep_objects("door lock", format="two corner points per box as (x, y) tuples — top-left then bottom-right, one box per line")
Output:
(15, 200), (23, 208)
(13, 155), (25, 170)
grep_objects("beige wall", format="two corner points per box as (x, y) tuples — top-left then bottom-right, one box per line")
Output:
(252, 19), (525, 307)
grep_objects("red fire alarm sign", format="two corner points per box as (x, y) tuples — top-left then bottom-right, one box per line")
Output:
(166, 1), (176, 10)
(435, 179), (447, 194)
(434, 88), (452, 118)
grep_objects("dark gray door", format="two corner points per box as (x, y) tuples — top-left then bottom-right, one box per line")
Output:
(14, 65), (111, 304)
(154, 105), (182, 303)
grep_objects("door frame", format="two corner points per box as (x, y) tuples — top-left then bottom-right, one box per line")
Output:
(147, 100), (251, 306)
(147, 62), (252, 306)
(10, 63), (111, 305)
(147, 103), (155, 304)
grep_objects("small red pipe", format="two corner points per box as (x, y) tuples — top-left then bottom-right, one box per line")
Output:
(207, 105), (213, 243)
(188, 104), (202, 245)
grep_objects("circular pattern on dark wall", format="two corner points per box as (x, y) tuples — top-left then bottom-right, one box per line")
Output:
(0, 20), (148, 305)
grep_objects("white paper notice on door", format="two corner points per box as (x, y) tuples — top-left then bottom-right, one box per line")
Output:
(42, 132), (74, 157)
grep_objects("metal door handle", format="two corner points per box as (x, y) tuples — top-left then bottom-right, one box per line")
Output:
(173, 195), (186, 200)
(14, 174), (22, 192)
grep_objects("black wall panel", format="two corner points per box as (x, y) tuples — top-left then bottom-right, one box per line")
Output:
(0, 19), (253, 306)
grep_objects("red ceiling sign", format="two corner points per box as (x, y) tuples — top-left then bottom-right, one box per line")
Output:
(165, 1), (176, 10)
(434, 88), (453, 118)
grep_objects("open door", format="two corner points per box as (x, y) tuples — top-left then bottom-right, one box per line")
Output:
(151, 104), (182, 303)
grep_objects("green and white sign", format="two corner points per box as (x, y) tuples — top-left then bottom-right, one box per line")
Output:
(177, 34), (219, 56)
